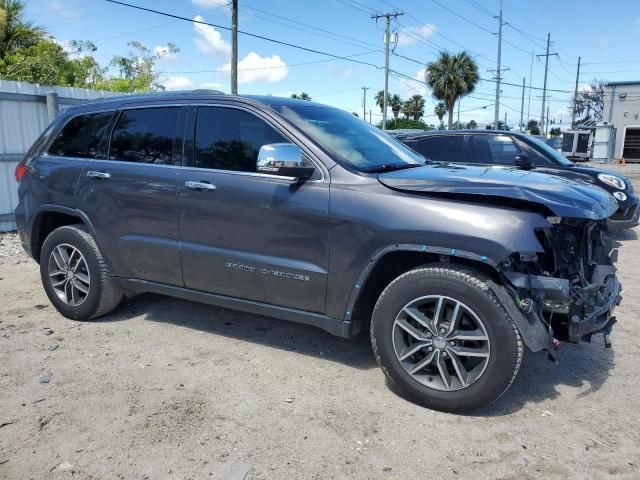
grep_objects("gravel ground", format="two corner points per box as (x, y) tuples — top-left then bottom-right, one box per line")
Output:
(1, 227), (639, 480)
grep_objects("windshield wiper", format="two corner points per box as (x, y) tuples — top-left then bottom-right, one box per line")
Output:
(367, 163), (424, 173)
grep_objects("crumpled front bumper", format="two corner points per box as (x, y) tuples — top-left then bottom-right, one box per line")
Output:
(566, 273), (622, 343)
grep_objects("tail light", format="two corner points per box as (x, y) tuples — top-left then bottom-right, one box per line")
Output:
(15, 164), (28, 183)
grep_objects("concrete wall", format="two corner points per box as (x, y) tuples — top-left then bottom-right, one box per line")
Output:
(0, 80), (120, 232)
(604, 83), (640, 160)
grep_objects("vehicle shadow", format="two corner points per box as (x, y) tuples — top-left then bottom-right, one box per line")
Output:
(101, 293), (615, 414)
(101, 293), (377, 371)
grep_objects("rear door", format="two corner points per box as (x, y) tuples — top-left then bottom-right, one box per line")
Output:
(177, 104), (330, 313)
(75, 105), (186, 286)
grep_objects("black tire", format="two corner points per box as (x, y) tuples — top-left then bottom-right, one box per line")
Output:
(39, 225), (122, 320)
(370, 265), (523, 413)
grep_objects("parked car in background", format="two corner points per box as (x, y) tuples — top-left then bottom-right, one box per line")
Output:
(398, 130), (639, 230)
(15, 93), (621, 412)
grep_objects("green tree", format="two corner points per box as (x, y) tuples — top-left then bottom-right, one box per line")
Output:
(549, 127), (562, 138)
(0, 0), (46, 60)
(389, 93), (402, 119)
(374, 89), (384, 112)
(467, 119), (478, 129)
(434, 102), (446, 122)
(573, 80), (605, 125)
(426, 51), (479, 129)
(527, 119), (541, 135)
(378, 117), (433, 130)
(291, 92), (311, 100)
(403, 94), (425, 121)
(96, 41), (178, 92)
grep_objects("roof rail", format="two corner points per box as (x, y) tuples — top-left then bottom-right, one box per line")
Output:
(191, 89), (225, 95)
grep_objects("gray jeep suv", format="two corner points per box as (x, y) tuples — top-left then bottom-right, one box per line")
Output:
(14, 91), (621, 412)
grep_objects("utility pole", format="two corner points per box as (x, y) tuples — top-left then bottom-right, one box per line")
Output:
(527, 50), (533, 124)
(546, 105), (550, 135)
(537, 33), (557, 135)
(520, 77), (525, 131)
(231, 0), (238, 94)
(369, 109), (372, 124)
(493, 2), (504, 129)
(571, 56), (581, 128)
(504, 111), (507, 129)
(361, 86), (369, 120)
(372, 11), (403, 128)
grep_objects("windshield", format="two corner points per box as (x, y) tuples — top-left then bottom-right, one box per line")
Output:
(526, 136), (573, 166)
(274, 105), (425, 172)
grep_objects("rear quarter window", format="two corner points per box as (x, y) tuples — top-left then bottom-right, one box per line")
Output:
(47, 111), (114, 159)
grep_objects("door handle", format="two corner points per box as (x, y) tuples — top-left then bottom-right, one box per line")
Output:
(185, 180), (216, 191)
(86, 170), (111, 179)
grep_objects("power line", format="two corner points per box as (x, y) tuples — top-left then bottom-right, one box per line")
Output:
(104, 0), (384, 70)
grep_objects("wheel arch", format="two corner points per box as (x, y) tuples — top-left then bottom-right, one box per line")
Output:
(30, 205), (99, 263)
(346, 244), (502, 337)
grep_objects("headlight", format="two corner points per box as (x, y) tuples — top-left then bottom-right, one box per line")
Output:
(598, 173), (626, 190)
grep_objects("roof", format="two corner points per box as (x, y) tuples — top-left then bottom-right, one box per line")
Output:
(397, 129), (528, 140)
(605, 80), (640, 87)
(61, 90), (333, 117)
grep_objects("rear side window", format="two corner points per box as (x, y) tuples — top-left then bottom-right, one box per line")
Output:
(408, 136), (467, 163)
(47, 111), (113, 159)
(109, 107), (180, 165)
(194, 106), (287, 172)
(472, 135), (520, 166)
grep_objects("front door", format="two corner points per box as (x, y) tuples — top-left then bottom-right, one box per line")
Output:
(75, 106), (185, 286)
(178, 105), (330, 313)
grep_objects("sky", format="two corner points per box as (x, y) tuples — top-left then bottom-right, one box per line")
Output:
(24, 0), (640, 128)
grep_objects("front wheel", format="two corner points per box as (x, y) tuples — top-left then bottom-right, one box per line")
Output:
(371, 265), (523, 412)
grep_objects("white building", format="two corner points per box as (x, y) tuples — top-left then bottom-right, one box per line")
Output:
(604, 80), (640, 161)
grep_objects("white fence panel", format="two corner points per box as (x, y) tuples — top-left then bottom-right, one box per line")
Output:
(0, 80), (120, 232)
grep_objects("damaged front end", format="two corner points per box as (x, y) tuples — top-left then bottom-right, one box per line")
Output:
(502, 217), (621, 353)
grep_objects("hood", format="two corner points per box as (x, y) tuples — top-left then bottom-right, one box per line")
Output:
(377, 163), (618, 220)
(565, 164), (632, 186)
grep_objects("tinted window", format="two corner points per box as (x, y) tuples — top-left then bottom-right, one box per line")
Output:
(194, 107), (288, 172)
(48, 111), (113, 159)
(409, 136), (467, 163)
(473, 135), (519, 165)
(109, 108), (180, 164)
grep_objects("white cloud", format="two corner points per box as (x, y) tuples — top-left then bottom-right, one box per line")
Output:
(154, 45), (179, 63)
(398, 67), (428, 98)
(161, 76), (194, 91)
(397, 24), (437, 46)
(328, 64), (353, 79)
(192, 0), (228, 9)
(221, 52), (288, 84)
(48, 0), (78, 19)
(193, 15), (231, 59)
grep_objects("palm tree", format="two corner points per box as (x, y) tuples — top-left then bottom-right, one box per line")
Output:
(291, 92), (312, 101)
(389, 94), (402, 119)
(426, 51), (479, 129)
(434, 102), (446, 122)
(374, 90), (385, 113)
(403, 95), (425, 121)
(0, 0), (46, 60)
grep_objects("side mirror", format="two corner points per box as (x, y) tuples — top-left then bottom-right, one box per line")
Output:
(257, 143), (315, 182)
(515, 154), (533, 170)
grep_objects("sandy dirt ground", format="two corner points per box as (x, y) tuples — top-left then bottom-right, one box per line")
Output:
(1, 181), (640, 479)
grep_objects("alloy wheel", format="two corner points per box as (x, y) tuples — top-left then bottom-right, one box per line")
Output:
(47, 243), (91, 306)
(392, 295), (491, 391)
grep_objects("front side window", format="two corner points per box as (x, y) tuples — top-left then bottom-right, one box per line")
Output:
(409, 136), (467, 163)
(109, 107), (180, 164)
(194, 107), (288, 172)
(48, 111), (113, 159)
(472, 135), (520, 166)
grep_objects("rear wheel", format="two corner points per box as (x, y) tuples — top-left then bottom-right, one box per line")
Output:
(371, 265), (523, 412)
(40, 225), (122, 320)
